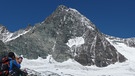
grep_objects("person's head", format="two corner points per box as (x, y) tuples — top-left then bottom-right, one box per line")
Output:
(8, 52), (15, 59)
(18, 57), (23, 64)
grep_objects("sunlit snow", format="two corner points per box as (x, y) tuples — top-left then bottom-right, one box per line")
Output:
(66, 37), (85, 48)
(21, 37), (135, 76)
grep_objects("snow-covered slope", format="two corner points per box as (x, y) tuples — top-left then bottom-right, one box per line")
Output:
(5, 29), (31, 42)
(0, 25), (32, 43)
(0, 25), (13, 42)
(21, 37), (135, 76)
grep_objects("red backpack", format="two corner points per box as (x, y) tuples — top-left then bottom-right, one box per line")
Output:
(0, 56), (10, 76)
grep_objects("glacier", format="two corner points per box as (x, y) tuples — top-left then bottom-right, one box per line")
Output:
(21, 37), (135, 76)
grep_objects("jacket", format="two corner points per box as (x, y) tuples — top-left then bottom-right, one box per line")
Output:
(9, 57), (20, 71)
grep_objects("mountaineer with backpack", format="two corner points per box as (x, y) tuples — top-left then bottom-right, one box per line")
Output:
(11, 56), (28, 76)
(0, 52), (27, 76)
(0, 52), (18, 76)
(8, 52), (21, 76)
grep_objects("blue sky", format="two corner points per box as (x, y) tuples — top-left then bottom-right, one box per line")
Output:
(0, 0), (135, 38)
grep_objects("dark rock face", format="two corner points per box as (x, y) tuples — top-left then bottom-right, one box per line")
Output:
(0, 40), (8, 57)
(124, 38), (135, 47)
(73, 29), (126, 67)
(0, 40), (6, 50)
(4, 5), (126, 67)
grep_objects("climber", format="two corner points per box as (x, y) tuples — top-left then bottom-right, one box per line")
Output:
(17, 57), (23, 64)
(17, 57), (28, 76)
(7, 52), (21, 76)
(8, 52), (21, 71)
(7, 52), (26, 76)
(0, 52), (27, 76)
(0, 52), (15, 76)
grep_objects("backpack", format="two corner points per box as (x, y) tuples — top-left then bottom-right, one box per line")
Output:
(0, 56), (10, 76)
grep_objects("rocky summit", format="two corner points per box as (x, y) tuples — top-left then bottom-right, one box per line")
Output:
(0, 5), (126, 67)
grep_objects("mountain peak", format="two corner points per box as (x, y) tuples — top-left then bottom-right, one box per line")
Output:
(5, 5), (126, 67)
(44, 5), (95, 31)
(0, 25), (8, 33)
(57, 5), (68, 10)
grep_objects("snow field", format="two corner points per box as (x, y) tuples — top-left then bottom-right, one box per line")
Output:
(21, 39), (135, 76)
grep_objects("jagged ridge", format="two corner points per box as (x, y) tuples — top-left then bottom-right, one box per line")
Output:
(0, 24), (32, 43)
